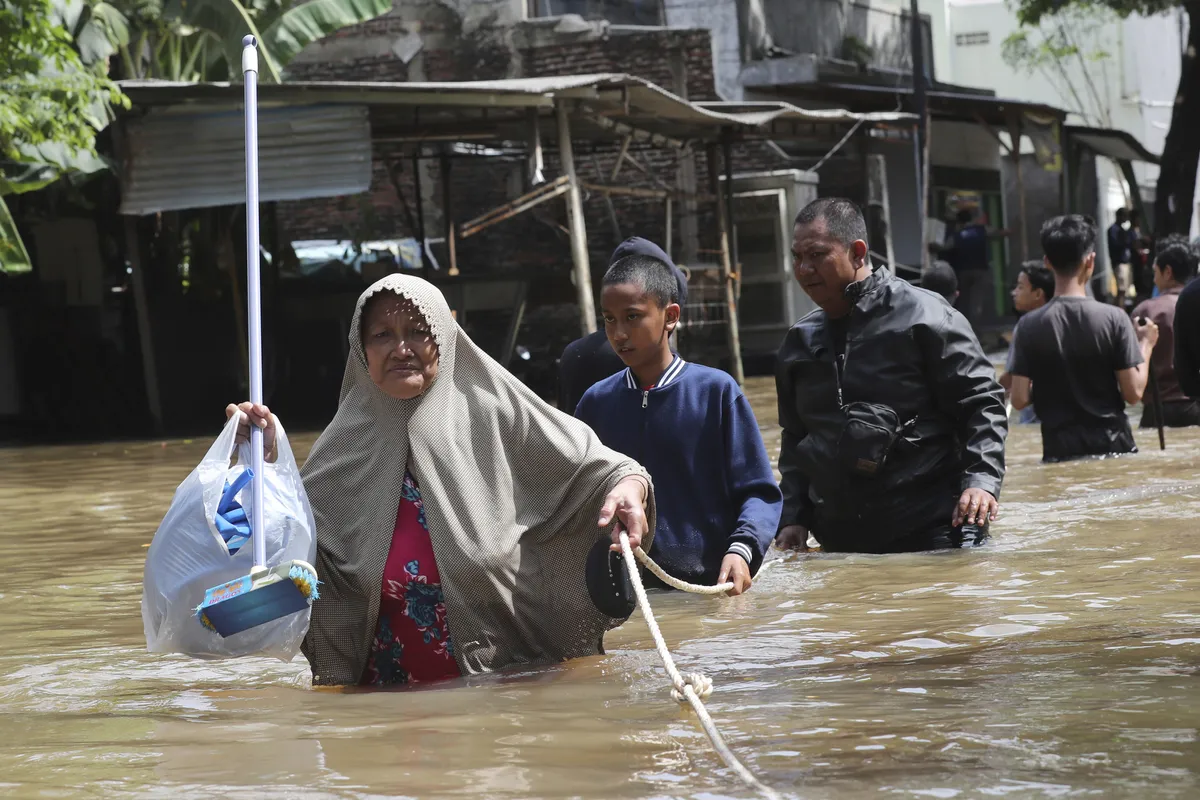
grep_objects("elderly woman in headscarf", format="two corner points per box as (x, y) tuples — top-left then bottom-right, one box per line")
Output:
(227, 275), (654, 686)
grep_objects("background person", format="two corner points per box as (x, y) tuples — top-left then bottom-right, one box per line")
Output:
(999, 261), (1055, 425)
(937, 206), (1009, 329)
(1107, 208), (1137, 307)
(919, 260), (959, 304)
(1009, 215), (1158, 462)
(1131, 234), (1200, 428)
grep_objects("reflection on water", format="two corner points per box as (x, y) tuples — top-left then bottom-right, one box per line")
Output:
(1, 378), (1198, 798)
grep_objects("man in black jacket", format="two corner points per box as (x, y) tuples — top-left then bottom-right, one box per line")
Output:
(775, 198), (1008, 553)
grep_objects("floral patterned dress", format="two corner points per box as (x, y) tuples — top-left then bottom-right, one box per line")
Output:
(360, 472), (460, 686)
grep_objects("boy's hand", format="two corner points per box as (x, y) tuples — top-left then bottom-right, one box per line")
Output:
(718, 554), (752, 596)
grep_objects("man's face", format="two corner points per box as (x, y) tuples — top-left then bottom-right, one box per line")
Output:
(1011, 272), (1045, 313)
(791, 219), (868, 314)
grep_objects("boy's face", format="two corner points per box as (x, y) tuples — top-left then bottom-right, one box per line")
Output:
(601, 281), (680, 373)
(1012, 271), (1046, 313)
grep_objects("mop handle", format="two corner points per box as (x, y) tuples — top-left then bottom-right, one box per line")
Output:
(242, 36), (266, 570)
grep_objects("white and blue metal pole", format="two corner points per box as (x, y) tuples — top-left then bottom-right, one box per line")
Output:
(242, 35), (266, 572)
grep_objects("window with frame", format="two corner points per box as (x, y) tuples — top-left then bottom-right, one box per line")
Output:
(955, 31), (990, 47)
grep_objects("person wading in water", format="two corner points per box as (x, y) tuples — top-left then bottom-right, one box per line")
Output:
(775, 198), (1007, 554)
(1008, 215), (1158, 462)
(1131, 234), (1200, 428)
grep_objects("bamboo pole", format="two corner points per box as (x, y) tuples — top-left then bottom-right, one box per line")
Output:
(556, 101), (596, 336)
(708, 142), (745, 386)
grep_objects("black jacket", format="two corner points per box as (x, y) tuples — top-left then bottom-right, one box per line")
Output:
(775, 270), (1007, 550)
(557, 330), (625, 413)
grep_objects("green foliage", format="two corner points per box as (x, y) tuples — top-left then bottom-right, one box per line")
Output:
(0, 0), (388, 270)
(112, 0), (392, 82)
(0, 0), (127, 164)
(1012, 0), (1181, 27)
(1002, 3), (1119, 126)
(0, 0), (128, 270)
(840, 35), (874, 69)
(0, 196), (32, 271)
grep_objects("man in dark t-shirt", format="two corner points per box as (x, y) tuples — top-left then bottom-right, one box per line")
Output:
(1010, 215), (1158, 462)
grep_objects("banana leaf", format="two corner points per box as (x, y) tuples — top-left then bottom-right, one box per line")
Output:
(163, 0), (390, 83)
(164, 0), (280, 81)
(262, 0), (391, 68)
(0, 197), (33, 274)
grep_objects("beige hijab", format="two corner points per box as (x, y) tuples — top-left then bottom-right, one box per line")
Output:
(299, 274), (654, 686)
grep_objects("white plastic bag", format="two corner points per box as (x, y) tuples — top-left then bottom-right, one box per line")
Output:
(142, 413), (317, 660)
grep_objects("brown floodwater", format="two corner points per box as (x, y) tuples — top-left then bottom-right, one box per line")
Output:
(1, 377), (1198, 799)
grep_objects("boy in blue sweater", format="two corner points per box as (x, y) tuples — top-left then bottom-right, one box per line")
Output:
(575, 252), (782, 594)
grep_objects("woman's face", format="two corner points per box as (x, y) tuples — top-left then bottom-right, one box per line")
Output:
(362, 293), (440, 400)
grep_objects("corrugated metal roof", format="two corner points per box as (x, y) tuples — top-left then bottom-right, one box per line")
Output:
(118, 73), (916, 130)
(120, 104), (371, 215)
(114, 74), (915, 215)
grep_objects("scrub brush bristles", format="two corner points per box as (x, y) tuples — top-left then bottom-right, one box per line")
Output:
(289, 563), (320, 601)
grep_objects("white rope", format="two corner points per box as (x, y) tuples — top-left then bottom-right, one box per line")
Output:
(632, 546), (783, 596)
(620, 533), (783, 800)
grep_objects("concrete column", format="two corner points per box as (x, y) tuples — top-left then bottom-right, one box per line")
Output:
(556, 100), (596, 336)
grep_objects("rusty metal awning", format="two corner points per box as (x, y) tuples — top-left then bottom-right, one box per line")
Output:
(117, 73), (916, 146)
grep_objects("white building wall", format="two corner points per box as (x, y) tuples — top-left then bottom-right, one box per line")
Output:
(945, 0), (1189, 232)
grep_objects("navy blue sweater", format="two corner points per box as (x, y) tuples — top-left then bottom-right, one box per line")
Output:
(575, 357), (782, 585)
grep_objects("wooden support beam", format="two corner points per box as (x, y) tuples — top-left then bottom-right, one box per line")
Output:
(610, 135), (632, 181)
(440, 150), (458, 276)
(665, 196), (673, 261)
(580, 181), (669, 200)
(557, 101), (597, 336)
(501, 282), (529, 368)
(527, 107), (545, 185)
(124, 217), (164, 435)
(579, 111), (684, 149)
(723, 136), (740, 303)
(458, 175), (570, 239)
(707, 143), (745, 386)
(1008, 114), (1029, 262)
(413, 146), (430, 273)
(973, 113), (1012, 154)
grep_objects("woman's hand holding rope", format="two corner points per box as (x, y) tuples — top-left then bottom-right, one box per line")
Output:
(599, 475), (650, 552)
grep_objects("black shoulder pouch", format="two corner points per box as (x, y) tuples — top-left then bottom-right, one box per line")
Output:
(837, 401), (915, 478)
